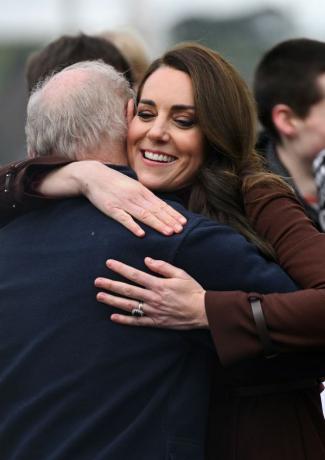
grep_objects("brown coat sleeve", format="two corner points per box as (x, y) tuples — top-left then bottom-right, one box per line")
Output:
(206, 185), (325, 366)
(0, 156), (72, 224)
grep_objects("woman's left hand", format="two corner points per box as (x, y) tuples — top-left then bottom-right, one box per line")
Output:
(94, 257), (208, 329)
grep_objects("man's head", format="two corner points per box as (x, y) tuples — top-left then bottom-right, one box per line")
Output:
(25, 33), (134, 93)
(26, 60), (133, 163)
(254, 38), (325, 160)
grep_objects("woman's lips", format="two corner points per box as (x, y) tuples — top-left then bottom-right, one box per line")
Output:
(141, 149), (177, 164)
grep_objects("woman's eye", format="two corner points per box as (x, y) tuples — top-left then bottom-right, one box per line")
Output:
(175, 118), (195, 128)
(137, 110), (154, 120)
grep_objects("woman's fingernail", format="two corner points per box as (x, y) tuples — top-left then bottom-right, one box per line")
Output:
(164, 227), (173, 235)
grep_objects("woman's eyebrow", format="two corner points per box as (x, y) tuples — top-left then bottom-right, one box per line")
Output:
(171, 104), (196, 111)
(138, 100), (195, 112)
(138, 99), (155, 106)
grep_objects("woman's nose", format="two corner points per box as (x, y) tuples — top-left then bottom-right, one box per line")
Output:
(147, 119), (170, 142)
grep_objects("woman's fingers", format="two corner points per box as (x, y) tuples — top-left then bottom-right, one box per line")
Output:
(96, 291), (135, 310)
(127, 204), (177, 236)
(96, 290), (155, 319)
(140, 192), (187, 226)
(110, 313), (155, 327)
(105, 259), (160, 288)
(95, 276), (159, 304)
(129, 195), (186, 234)
(108, 208), (145, 237)
(95, 283), (157, 328)
(107, 204), (180, 237)
(96, 290), (154, 314)
(108, 197), (185, 237)
(144, 257), (188, 279)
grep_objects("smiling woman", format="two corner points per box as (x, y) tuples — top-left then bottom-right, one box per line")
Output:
(127, 66), (205, 191)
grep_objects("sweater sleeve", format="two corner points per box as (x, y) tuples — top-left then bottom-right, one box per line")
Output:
(205, 184), (325, 366)
(0, 156), (72, 225)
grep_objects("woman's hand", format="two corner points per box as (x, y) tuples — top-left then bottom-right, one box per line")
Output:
(95, 257), (208, 329)
(38, 161), (186, 237)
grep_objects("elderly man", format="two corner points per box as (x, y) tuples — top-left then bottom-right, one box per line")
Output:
(0, 61), (297, 459)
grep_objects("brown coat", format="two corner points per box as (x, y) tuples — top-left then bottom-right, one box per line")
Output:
(1, 158), (325, 459)
(206, 186), (325, 459)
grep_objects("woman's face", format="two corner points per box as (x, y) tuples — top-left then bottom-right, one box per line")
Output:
(127, 66), (205, 191)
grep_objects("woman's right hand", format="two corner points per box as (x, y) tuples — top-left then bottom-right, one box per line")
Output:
(38, 161), (187, 236)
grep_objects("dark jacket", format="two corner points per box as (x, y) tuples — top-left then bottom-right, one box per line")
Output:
(257, 132), (321, 229)
(0, 165), (297, 460)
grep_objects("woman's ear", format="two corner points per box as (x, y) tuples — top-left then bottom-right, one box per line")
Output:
(272, 104), (299, 138)
(126, 98), (136, 127)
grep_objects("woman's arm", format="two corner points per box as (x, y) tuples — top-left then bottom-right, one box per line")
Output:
(95, 183), (325, 365)
(0, 157), (186, 235)
(205, 184), (325, 364)
(0, 156), (70, 226)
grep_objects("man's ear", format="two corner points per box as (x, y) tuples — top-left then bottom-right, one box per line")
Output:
(27, 149), (36, 159)
(126, 98), (136, 127)
(272, 104), (299, 138)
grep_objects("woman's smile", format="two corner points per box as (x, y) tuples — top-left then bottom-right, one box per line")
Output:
(141, 149), (177, 164)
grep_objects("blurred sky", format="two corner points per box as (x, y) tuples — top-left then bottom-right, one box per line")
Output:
(1, 0), (325, 51)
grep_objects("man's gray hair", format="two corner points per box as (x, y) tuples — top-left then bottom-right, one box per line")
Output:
(26, 60), (134, 159)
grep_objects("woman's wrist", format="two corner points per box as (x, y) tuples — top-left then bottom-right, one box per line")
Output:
(36, 160), (101, 198)
(66, 160), (104, 198)
(197, 290), (209, 328)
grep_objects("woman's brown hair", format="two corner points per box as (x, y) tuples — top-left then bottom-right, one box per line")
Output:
(137, 43), (289, 259)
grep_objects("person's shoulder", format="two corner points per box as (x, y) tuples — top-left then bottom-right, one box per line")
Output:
(162, 195), (250, 244)
(163, 201), (255, 254)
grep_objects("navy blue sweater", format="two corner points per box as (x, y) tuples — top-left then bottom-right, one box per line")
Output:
(0, 167), (296, 459)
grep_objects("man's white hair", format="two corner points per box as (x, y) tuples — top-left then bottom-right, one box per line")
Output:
(26, 60), (134, 159)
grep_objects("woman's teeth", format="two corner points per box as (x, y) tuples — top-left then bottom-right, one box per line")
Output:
(143, 151), (175, 163)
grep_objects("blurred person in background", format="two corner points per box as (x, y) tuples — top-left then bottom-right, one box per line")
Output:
(25, 32), (135, 93)
(99, 27), (150, 89)
(0, 32), (135, 165)
(254, 38), (325, 230)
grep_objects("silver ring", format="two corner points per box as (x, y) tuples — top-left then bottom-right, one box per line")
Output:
(131, 301), (145, 318)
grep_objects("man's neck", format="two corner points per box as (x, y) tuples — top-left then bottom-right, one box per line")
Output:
(277, 143), (316, 199)
(79, 140), (128, 166)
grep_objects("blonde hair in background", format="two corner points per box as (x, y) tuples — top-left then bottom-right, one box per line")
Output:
(99, 28), (151, 87)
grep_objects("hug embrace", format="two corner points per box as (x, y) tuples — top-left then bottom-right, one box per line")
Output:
(1, 43), (325, 460)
